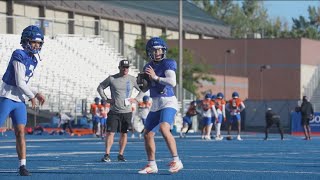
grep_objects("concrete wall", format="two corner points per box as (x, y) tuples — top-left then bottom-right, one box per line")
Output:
(196, 74), (248, 100)
(167, 39), (304, 100)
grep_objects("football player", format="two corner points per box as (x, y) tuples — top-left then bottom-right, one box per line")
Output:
(0, 25), (45, 176)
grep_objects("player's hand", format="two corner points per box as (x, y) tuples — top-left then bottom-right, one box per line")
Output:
(224, 117), (227, 122)
(30, 98), (37, 109)
(129, 98), (137, 103)
(36, 93), (45, 106)
(145, 65), (156, 80)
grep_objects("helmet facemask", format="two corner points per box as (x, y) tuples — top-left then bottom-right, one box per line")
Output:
(148, 46), (166, 62)
(20, 25), (44, 55)
(22, 39), (44, 54)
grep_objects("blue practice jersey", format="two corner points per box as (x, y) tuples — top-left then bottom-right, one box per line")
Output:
(143, 59), (176, 98)
(2, 49), (38, 86)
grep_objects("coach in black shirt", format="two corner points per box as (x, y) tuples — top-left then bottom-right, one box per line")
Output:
(264, 108), (284, 140)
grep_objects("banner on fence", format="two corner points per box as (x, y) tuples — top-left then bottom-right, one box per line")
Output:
(291, 112), (320, 136)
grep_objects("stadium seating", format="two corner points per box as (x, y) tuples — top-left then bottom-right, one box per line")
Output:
(0, 34), (139, 113)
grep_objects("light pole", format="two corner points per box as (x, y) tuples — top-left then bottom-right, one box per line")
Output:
(178, 0), (184, 115)
(224, 49), (235, 99)
(260, 64), (271, 101)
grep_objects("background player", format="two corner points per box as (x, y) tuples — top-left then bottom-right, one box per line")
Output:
(214, 92), (226, 141)
(199, 93), (217, 140)
(226, 92), (245, 140)
(90, 97), (101, 137)
(136, 95), (152, 139)
(180, 101), (199, 138)
(99, 99), (110, 139)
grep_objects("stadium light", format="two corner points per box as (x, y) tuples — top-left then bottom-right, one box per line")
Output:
(260, 64), (271, 101)
(224, 49), (235, 99)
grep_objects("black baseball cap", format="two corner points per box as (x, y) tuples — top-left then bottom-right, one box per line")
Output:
(119, 60), (130, 67)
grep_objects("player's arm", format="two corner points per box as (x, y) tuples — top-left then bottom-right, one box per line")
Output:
(13, 61), (44, 108)
(225, 103), (230, 112)
(90, 105), (94, 115)
(239, 102), (245, 112)
(157, 70), (176, 87)
(97, 76), (111, 102)
(211, 105), (218, 121)
(222, 104), (226, 121)
(145, 65), (176, 87)
(57, 114), (62, 127)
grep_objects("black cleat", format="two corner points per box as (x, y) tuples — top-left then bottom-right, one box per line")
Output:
(19, 165), (31, 176)
(101, 154), (111, 162)
(117, 154), (126, 162)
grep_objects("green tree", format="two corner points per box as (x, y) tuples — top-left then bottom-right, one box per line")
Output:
(291, 6), (320, 39)
(192, 0), (269, 38)
(241, 0), (269, 37)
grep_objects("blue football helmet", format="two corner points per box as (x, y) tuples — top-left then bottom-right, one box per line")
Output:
(232, 92), (239, 98)
(143, 95), (150, 102)
(146, 37), (167, 61)
(211, 94), (216, 100)
(190, 101), (197, 106)
(94, 97), (100, 103)
(101, 99), (106, 105)
(205, 93), (212, 99)
(217, 92), (224, 99)
(20, 25), (44, 54)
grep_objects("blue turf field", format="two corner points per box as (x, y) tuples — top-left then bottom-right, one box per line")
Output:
(0, 131), (320, 180)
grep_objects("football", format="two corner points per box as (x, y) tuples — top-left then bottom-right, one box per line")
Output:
(137, 73), (150, 92)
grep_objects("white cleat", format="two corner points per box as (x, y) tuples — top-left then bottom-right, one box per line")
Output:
(237, 135), (243, 141)
(215, 136), (223, 141)
(138, 164), (158, 174)
(168, 160), (183, 173)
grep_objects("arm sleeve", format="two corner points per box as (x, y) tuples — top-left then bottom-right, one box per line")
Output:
(222, 104), (226, 118)
(211, 105), (218, 119)
(13, 61), (36, 99)
(97, 76), (111, 100)
(240, 102), (245, 112)
(159, 70), (176, 87)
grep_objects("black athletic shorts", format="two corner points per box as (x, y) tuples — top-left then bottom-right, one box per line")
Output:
(266, 117), (281, 128)
(106, 111), (132, 133)
(301, 117), (310, 126)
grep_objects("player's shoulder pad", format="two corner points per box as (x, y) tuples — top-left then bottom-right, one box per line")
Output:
(12, 49), (27, 63)
(163, 58), (177, 71)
